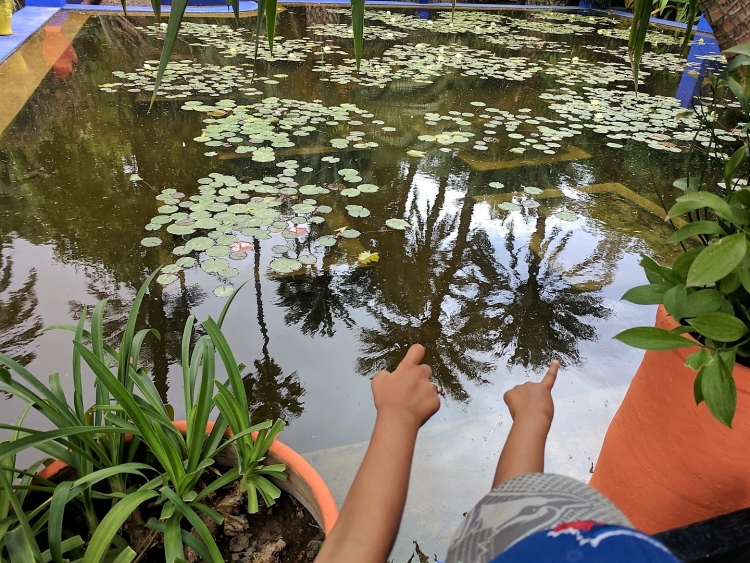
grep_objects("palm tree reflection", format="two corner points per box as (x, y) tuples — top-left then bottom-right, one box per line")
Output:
(0, 247), (43, 366)
(243, 245), (305, 424)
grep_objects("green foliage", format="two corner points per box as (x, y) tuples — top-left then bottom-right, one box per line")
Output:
(615, 44), (750, 427)
(627, 0), (698, 87)
(0, 274), (286, 562)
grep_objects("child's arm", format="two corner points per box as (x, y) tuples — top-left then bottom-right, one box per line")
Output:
(492, 360), (558, 489)
(315, 344), (440, 563)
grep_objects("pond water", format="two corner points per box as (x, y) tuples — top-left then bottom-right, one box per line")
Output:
(0, 5), (740, 559)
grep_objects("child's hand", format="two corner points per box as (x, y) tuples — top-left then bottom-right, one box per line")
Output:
(503, 360), (559, 426)
(371, 344), (440, 428)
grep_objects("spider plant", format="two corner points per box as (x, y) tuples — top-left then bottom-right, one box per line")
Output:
(0, 271), (287, 563)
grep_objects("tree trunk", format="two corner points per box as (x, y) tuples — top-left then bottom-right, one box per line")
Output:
(699, 0), (750, 53)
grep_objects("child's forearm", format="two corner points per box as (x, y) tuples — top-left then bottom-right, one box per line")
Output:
(315, 408), (421, 563)
(492, 414), (551, 489)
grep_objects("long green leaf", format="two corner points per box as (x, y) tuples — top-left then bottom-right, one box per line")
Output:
(164, 514), (184, 563)
(181, 315), (195, 408)
(119, 269), (159, 386)
(6, 527), (38, 563)
(49, 482), (73, 563)
(159, 488), (224, 563)
(201, 317), (249, 425)
(687, 313), (749, 342)
(351, 0), (365, 70)
(614, 327), (696, 350)
(217, 281), (248, 328)
(679, 0), (697, 56)
(0, 471), (44, 563)
(151, 1), (189, 109)
(252, 0), (268, 75)
(186, 339), (216, 475)
(74, 343), (184, 484)
(145, 519), (213, 562)
(701, 350), (737, 427)
(266, 0), (277, 50)
(82, 489), (158, 563)
(628, 0), (652, 91)
(666, 221), (727, 243)
(0, 425), (126, 462)
(40, 537), (85, 563)
(72, 306), (87, 420)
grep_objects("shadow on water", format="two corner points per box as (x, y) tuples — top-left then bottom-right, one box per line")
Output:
(0, 246), (43, 366)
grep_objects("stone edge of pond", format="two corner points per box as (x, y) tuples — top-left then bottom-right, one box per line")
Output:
(0, 6), (60, 64)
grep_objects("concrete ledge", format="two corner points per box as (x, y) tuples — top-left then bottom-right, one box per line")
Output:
(63, 1), (257, 14)
(0, 7), (59, 64)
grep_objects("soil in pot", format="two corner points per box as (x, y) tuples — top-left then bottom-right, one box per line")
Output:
(124, 481), (324, 563)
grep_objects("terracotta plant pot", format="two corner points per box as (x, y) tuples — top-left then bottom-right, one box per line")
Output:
(38, 420), (339, 536)
(589, 305), (750, 533)
(0, 0), (12, 36)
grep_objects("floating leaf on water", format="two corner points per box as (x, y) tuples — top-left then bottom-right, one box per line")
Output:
(524, 186), (543, 195)
(167, 224), (196, 235)
(173, 245), (190, 256)
(316, 205), (333, 214)
(217, 234), (239, 246)
(176, 257), (197, 268)
(385, 218), (410, 230)
(229, 252), (247, 260)
(218, 267), (239, 278)
(606, 142), (624, 148)
(205, 245), (231, 257)
(341, 188), (361, 197)
(347, 205), (371, 218)
(141, 237), (162, 247)
(555, 212), (578, 222)
(161, 264), (182, 275)
(522, 200), (541, 208)
(301, 167), (314, 173)
(358, 183), (379, 193)
(338, 168), (359, 177)
(499, 202), (521, 211)
(317, 235), (337, 247)
(145, 224), (161, 231)
(299, 254), (317, 265)
(310, 216), (326, 224)
(186, 237), (214, 251)
(489, 182), (505, 189)
(358, 251), (380, 264)
(270, 257), (303, 274)
(201, 258), (230, 273)
(407, 149), (426, 157)
(214, 286), (235, 298)
(292, 203), (316, 214)
(470, 101), (486, 107)
(157, 274), (177, 286)
(340, 229), (361, 239)
(272, 245), (290, 254)
(129, 174), (143, 182)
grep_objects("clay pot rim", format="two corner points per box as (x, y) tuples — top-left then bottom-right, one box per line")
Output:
(36, 420), (338, 535)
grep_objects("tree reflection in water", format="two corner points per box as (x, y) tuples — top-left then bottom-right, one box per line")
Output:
(272, 163), (614, 403)
(243, 244), (305, 425)
(0, 247), (43, 366)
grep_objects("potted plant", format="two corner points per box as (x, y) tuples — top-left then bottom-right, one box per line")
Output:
(589, 43), (750, 534)
(0, 270), (337, 562)
(0, 0), (12, 36)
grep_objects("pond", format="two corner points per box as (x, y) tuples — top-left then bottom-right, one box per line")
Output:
(0, 5), (740, 559)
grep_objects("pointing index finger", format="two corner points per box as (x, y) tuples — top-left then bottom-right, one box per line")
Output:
(399, 344), (426, 368)
(541, 360), (559, 390)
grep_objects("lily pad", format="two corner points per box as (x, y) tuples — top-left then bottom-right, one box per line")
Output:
(489, 182), (505, 189)
(229, 252), (247, 260)
(385, 218), (410, 230)
(167, 224), (196, 235)
(218, 267), (239, 278)
(499, 202), (521, 211)
(555, 212), (578, 222)
(214, 286), (235, 298)
(161, 264), (182, 275)
(206, 245), (231, 257)
(407, 149), (426, 157)
(347, 205), (371, 218)
(299, 254), (317, 265)
(523, 186), (543, 195)
(176, 257), (197, 268)
(358, 184), (379, 193)
(341, 188), (361, 197)
(270, 257), (303, 274)
(157, 273), (177, 286)
(340, 229), (361, 239)
(141, 237), (162, 247)
(201, 258), (230, 273)
(272, 245), (290, 254)
(129, 174), (143, 182)
(317, 235), (337, 247)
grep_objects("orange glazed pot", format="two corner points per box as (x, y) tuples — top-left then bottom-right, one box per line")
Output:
(38, 420), (339, 536)
(589, 305), (750, 534)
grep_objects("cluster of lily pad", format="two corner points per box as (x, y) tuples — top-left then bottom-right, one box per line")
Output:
(138, 163), (411, 294)
(541, 86), (744, 154)
(185, 97), (387, 160)
(140, 22), (340, 62)
(100, 61), (263, 98)
(308, 23), (408, 41)
(583, 43), (726, 73)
